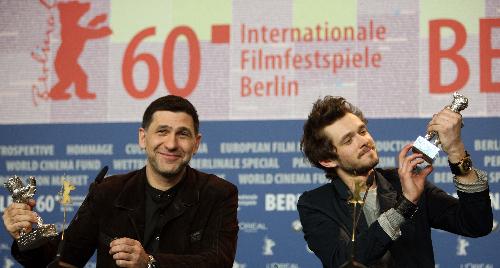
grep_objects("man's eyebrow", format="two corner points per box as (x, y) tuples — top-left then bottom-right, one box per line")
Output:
(177, 126), (192, 132)
(155, 124), (172, 130)
(357, 125), (367, 133)
(338, 131), (354, 143)
(338, 124), (366, 143)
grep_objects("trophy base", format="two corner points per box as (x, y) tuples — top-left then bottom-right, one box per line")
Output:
(412, 136), (440, 164)
(17, 224), (58, 251)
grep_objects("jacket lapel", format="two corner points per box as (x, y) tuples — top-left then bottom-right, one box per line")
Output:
(331, 179), (357, 234)
(161, 166), (200, 225)
(111, 166), (201, 243)
(333, 178), (371, 234)
(375, 169), (399, 213)
(113, 168), (147, 243)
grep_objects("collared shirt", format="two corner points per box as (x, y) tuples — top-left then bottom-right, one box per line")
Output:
(363, 187), (379, 226)
(144, 177), (184, 252)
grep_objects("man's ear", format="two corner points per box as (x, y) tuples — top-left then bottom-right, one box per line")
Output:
(138, 128), (146, 149)
(193, 133), (202, 154)
(319, 159), (338, 169)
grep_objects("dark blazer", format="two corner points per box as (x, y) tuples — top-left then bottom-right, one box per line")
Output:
(297, 168), (492, 268)
(12, 166), (239, 268)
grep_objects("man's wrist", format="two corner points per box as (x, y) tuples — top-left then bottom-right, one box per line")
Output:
(402, 192), (418, 205)
(448, 150), (472, 176)
(446, 143), (466, 163)
(395, 195), (418, 220)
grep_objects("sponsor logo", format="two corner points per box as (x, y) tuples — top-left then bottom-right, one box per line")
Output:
(239, 222), (268, 233)
(459, 264), (494, 268)
(238, 194), (258, 209)
(291, 219), (302, 232)
(262, 236), (275, 256)
(456, 236), (469, 256)
(265, 263), (299, 268)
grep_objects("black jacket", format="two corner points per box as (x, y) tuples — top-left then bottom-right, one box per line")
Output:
(297, 168), (492, 268)
(12, 166), (239, 267)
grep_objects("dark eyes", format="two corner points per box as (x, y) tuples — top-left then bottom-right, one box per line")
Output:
(156, 129), (191, 137)
(343, 128), (368, 145)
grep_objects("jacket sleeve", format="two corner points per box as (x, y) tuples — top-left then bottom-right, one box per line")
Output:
(10, 166), (108, 267)
(10, 234), (60, 267)
(154, 183), (239, 268)
(9, 191), (96, 268)
(297, 191), (393, 268)
(425, 181), (492, 237)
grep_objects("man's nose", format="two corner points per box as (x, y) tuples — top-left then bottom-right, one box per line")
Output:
(163, 134), (178, 150)
(356, 134), (370, 147)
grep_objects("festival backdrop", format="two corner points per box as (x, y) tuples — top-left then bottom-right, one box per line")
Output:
(0, 0), (499, 267)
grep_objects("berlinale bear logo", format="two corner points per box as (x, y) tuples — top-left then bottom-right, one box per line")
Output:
(262, 236), (275, 256)
(49, 1), (112, 100)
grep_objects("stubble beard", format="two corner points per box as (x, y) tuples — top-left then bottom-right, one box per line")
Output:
(338, 154), (379, 177)
(149, 154), (190, 180)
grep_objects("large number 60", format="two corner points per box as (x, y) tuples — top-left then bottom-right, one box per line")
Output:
(122, 26), (200, 98)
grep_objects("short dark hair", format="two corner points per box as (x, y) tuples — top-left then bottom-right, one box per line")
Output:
(300, 96), (367, 179)
(142, 95), (199, 133)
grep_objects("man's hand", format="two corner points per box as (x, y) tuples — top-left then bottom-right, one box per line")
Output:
(427, 108), (466, 162)
(2, 199), (37, 239)
(109, 237), (149, 268)
(398, 144), (433, 204)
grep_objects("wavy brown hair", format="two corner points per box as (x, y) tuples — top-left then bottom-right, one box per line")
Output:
(301, 96), (367, 179)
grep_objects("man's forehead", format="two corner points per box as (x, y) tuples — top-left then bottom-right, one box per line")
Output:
(150, 111), (195, 129)
(326, 113), (364, 140)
